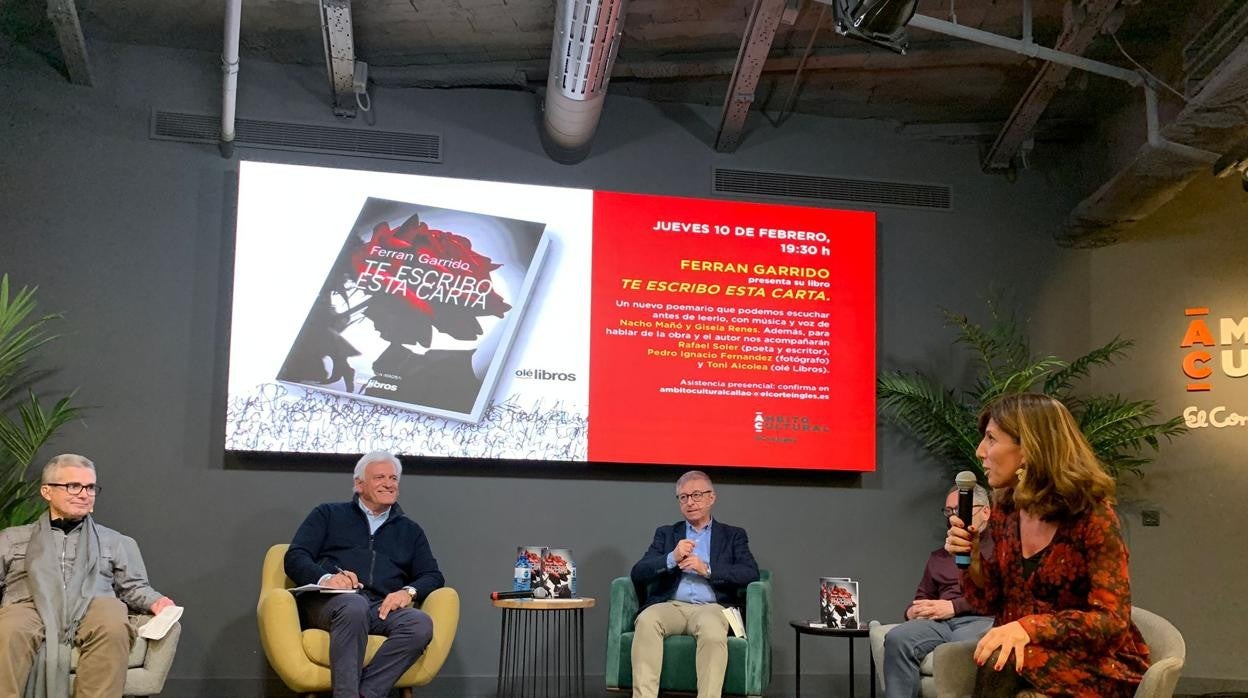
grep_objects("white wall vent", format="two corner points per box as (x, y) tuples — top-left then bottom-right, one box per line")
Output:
(150, 110), (442, 163)
(713, 167), (952, 211)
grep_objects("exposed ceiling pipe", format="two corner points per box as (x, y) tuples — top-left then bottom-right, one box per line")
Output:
(1060, 43), (1248, 247)
(220, 0), (242, 158)
(907, 13), (1141, 85)
(541, 0), (629, 164)
(1143, 87), (1219, 163)
(981, 0), (1123, 172)
(906, 9), (1242, 246)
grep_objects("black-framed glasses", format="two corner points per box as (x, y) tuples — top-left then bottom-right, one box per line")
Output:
(45, 482), (102, 496)
(942, 505), (984, 518)
(677, 490), (713, 504)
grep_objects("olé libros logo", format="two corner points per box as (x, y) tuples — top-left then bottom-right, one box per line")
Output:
(1180, 306), (1248, 430)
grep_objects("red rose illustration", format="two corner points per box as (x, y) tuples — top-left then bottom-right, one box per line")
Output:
(351, 212), (512, 347)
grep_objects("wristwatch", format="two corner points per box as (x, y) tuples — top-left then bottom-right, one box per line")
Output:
(402, 586), (417, 602)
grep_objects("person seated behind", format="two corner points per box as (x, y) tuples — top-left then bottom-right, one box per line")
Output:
(284, 450), (443, 698)
(947, 393), (1150, 698)
(629, 470), (760, 698)
(882, 484), (993, 698)
(0, 454), (176, 698)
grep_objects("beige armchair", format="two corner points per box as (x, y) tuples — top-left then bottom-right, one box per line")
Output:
(67, 614), (181, 696)
(916, 606), (1186, 698)
(256, 543), (459, 698)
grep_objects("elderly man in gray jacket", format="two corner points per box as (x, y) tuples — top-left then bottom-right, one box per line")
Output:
(0, 454), (175, 698)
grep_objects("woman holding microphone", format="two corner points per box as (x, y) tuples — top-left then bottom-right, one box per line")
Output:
(946, 393), (1150, 698)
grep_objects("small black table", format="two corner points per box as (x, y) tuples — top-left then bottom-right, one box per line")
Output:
(494, 597), (595, 697)
(790, 620), (874, 697)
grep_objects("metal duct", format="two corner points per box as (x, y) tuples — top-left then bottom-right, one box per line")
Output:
(542, 0), (629, 164)
(1058, 44), (1248, 247)
(220, 0), (241, 158)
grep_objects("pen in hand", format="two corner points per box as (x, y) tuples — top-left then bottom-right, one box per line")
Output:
(334, 566), (363, 589)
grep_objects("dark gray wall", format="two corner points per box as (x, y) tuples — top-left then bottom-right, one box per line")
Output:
(1077, 180), (1248, 693)
(6, 38), (1234, 696)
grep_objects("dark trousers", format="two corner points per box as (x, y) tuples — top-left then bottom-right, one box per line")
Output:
(304, 593), (434, 698)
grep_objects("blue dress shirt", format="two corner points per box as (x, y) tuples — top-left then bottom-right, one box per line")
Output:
(665, 519), (716, 604)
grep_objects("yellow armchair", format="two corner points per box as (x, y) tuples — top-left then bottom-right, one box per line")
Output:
(257, 543), (459, 697)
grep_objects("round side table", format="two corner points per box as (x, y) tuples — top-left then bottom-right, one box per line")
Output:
(494, 597), (596, 697)
(790, 620), (874, 697)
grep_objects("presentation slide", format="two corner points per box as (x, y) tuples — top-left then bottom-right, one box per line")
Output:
(225, 161), (875, 471)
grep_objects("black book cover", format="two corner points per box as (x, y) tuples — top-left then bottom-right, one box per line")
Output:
(277, 197), (550, 422)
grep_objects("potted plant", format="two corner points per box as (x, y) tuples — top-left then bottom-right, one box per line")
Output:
(877, 298), (1185, 483)
(0, 274), (81, 528)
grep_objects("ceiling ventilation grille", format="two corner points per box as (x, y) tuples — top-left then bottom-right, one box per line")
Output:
(1183, 0), (1248, 98)
(149, 110), (442, 162)
(713, 167), (952, 211)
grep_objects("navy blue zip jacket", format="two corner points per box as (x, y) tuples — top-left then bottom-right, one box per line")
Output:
(284, 495), (444, 603)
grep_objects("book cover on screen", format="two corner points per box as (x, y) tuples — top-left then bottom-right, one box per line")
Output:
(277, 197), (551, 423)
(820, 577), (860, 629)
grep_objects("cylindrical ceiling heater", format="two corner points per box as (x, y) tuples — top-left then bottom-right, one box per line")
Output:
(542, 0), (628, 164)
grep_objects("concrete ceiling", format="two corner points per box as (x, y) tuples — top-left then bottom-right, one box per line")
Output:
(1, 0), (1212, 126)
(4, 0), (1246, 245)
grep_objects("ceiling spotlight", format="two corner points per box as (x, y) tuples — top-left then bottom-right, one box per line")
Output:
(1211, 137), (1248, 192)
(830, 0), (919, 54)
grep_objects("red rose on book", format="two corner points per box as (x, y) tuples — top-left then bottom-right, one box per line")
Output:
(352, 213), (512, 347)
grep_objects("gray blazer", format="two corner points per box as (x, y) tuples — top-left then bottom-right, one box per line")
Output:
(0, 520), (164, 612)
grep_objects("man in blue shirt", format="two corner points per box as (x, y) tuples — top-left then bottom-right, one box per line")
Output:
(284, 451), (443, 698)
(629, 471), (760, 698)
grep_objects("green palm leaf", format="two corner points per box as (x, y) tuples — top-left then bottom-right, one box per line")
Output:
(880, 298), (1186, 485)
(0, 274), (82, 528)
(877, 371), (981, 477)
(1044, 337), (1134, 397)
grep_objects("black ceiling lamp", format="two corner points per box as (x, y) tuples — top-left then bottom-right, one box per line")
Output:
(828, 0), (919, 54)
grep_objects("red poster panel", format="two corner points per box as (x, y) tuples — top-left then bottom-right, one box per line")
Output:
(587, 191), (876, 471)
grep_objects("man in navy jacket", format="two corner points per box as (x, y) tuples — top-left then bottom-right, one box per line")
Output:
(285, 451), (444, 698)
(629, 471), (759, 698)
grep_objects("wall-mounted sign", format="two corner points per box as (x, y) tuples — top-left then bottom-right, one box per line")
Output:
(1180, 306), (1248, 430)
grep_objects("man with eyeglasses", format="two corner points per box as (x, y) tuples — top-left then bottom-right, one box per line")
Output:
(629, 471), (759, 698)
(880, 484), (994, 698)
(0, 453), (175, 697)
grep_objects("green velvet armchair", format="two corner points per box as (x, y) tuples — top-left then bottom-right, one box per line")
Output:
(605, 570), (772, 697)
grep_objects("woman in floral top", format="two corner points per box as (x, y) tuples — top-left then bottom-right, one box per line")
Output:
(946, 393), (1150, 697)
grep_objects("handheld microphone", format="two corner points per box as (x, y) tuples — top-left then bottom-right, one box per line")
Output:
(954, 470), (978, 569)
(490, 588), (550, 601)
(948, 469), (978, 574)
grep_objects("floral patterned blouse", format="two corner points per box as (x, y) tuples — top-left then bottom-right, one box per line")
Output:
(962, 498), (1150, 697)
